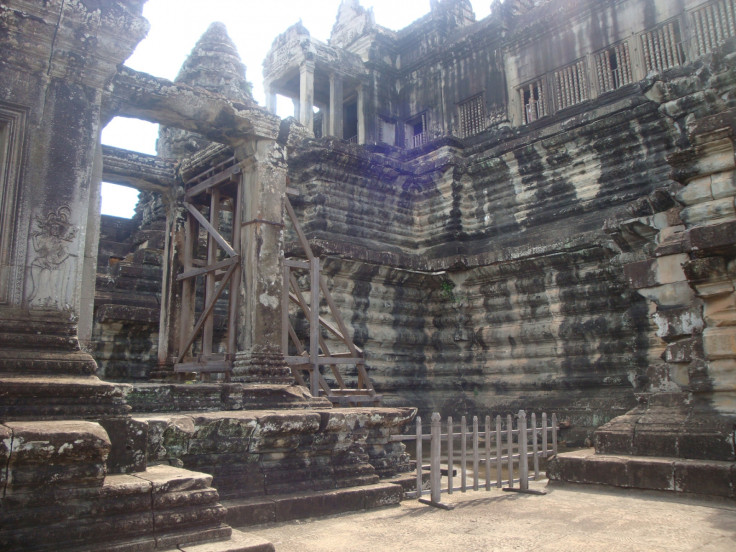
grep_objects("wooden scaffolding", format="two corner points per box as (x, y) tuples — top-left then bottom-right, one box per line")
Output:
(173, 155), (242, 380)
(170, 155), (380, 405)
(282, 195), (381, 406)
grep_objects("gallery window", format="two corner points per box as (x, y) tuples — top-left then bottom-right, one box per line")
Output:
(519, 79), (547, 125)
(553, 59), (589, 111)
(595, 42), (633, 94)
(458, 94), (486, 138)
(641, 20), (685, 73)
(691, 0), (736, 57)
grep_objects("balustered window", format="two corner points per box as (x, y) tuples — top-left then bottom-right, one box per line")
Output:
(641, 20), (685, 73)
(519, 79), (547, 125)
(595, 42), (633, 94)
(405, 113), (429, 149)
(691, 0), (736, 56)
(553, 59), (589, 110)
(458, 94), (486, 138)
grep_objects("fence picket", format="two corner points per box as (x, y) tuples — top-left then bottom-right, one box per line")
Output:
(485, 415), (491, 491)
(495, 415), (503, 488)
(552, 413), (558, 456)
(472, 416), (479, 491)
(416, 416), (423, 498)
(542, 412), (548, 458)
(461, 416), (467, 492)
(532, 412), (539, 479)
(430, 413), (442, 504)
(447, 416), (454, 495)
(507, 414), (514, 488)
(519, 410), (529, 491)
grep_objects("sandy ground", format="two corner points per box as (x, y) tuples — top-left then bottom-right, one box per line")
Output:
(248, 481), (736, 552)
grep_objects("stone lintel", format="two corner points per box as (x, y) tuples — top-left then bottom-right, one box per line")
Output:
(111, 67), (280, 145)
(101, 145), (177, 194)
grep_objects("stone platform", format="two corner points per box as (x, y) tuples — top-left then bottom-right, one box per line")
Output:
(549, 449), (736, 499)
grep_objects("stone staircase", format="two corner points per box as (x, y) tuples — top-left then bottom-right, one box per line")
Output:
(1, 381), (415, 551)
(548, 393), (736, 500)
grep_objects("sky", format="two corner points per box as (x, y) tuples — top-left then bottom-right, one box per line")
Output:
(100, 0), (494, 217)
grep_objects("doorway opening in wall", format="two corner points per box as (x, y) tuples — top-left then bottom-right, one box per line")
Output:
(344, 99), (358, 143)
(101, 117), (158, 218)
(100, 182), (140, 219)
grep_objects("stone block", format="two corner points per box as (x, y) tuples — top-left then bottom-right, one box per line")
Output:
(224, 497), (277, 527)
(710, 171), (736, 200)
(681, 198), (736, 226)
(363, 482), (403, 509)
(674, 460), (734, 497)
(5, 420), (110, 491)
(676, 175), (712, 205)
(703, 292), (736, 327)
(639, 281), (696, 308)
(682, 256), (728, 284)
(652, 307), (703, 340)
(99, 416), (147, 474)
(687, 220), (736, 252)
(627, 457), (675, 491)
(624, 259), (657, 289)
(664, 336), (704, 363)
(583, 455), (629, 487)
(179, 529), (275, 552)
(702, 327), (736, 359)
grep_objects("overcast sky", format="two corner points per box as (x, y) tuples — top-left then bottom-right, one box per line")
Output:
(101, 0), (494, 216)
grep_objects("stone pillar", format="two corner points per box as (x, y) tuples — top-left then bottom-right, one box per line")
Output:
(357, 84), (366, 145)
(78, 138), (104, 348)
(232, 138), (293, 384)
(265, 81), (277, 114)
(292, 97), (301, 122)
(299, 61), (315, 131)
(155, 190), (187, 377)
(329, 73), (344, 139)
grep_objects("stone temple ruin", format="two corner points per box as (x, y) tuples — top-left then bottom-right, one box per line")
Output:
(1, 0), (736, 549)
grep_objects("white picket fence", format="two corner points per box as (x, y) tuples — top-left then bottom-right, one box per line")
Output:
(392, 410), (558, 508)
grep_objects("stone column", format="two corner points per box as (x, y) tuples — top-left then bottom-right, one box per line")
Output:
(357, 84), (366, 145)
(292, 97), (301, 122)
(329, 73), (343, 139)
(299, 61), (315, 131)
(155, 189), (187, 378)
(232, 138), (293, 384)
(78, 137), (104, 348)
(264, 81), (277, 114)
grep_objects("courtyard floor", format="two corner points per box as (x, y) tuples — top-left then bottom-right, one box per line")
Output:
(248, 480), (736, 551)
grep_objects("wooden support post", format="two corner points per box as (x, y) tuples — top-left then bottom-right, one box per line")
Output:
(495, 415), (503, 488)
(281, 264), (290, 355)
(507, 414), (514, 488)
(202, 188), (221, 380)
(552, 413), (558, 456)
(226, 183), (243, 382)
(532, 412), (539, 479)
(430, 413), (442, 504)
(542, 413), (548, 458)
(460, 416), (467, 492)
(416, 416), (423, 498)
(519, 410), (529, 491)
(179, 213), (196, 374)
(447, 416), (453, 495)
(309, 257), (320, 397)
(485, 415), (491, 491)
(472, 416), (479, 491)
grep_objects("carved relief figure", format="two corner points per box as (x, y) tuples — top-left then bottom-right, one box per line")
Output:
(27, 205), (77, 308)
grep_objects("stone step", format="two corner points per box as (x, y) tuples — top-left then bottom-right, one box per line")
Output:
(163, 529), (274, 552)
(548, 448), (736, 499)
(223, 482), (403, 527)
(0, 464), (237, 551)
